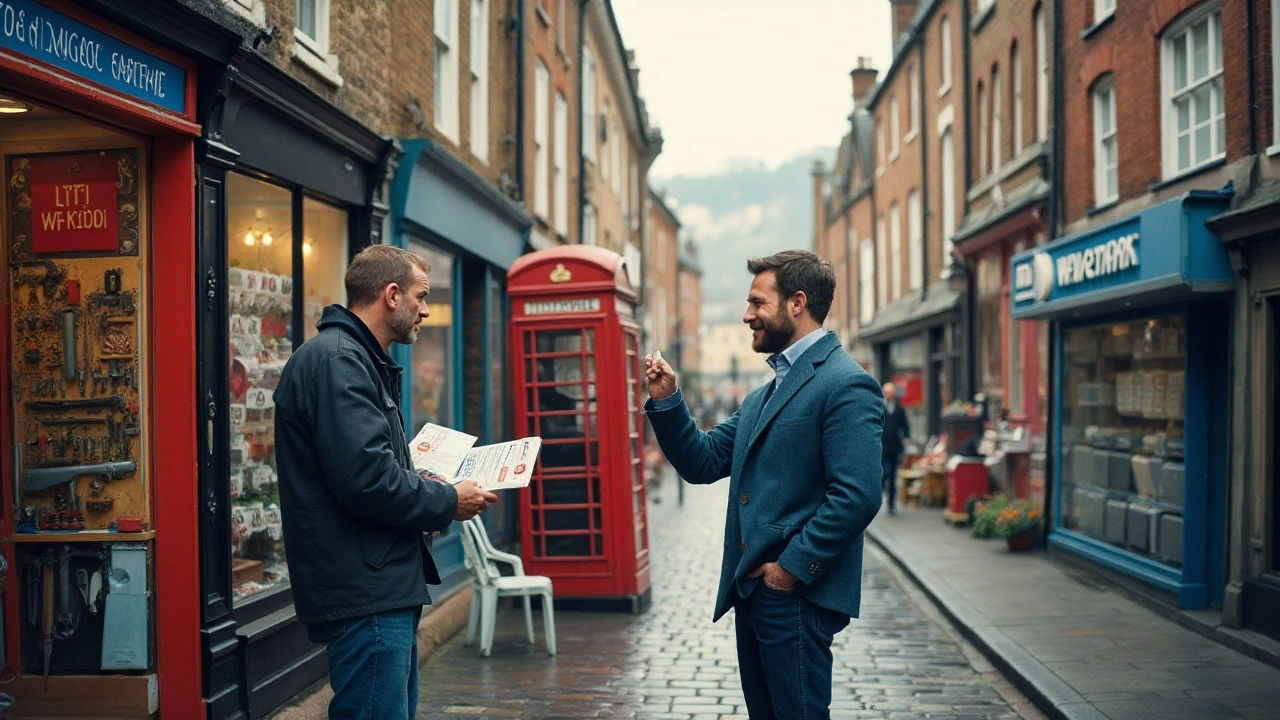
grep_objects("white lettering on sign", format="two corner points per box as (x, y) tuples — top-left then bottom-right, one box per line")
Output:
(1013, 252), (1056, 304)
(523, 298), (601, 315)
(1055, 233), (1139, 290)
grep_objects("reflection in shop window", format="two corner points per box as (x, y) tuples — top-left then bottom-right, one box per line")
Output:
(409, 241), (455, 434)
(303, 197), (349, 340)
(227, 173), (293, 602)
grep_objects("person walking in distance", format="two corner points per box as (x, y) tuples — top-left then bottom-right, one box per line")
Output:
(274, 245), (498, 720)
(643, 250), (885, 720)
(880, 381), (911, 515)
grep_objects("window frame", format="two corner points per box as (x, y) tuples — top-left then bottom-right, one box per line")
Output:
(991, 65), (1002, 171)
(1095, 0), (1116, 24)
(554, 91), (569, 237)
(907, 189), (923, 292)
(534, 59), (550, 220)
(941, 129), (957, 263)
(434, 0), (460, 142)
(876, 215), (888, 308)
(582, 46), (597, 161)
(1012, 42), (1024, 153)
(1161, 3), (1224, 178)
(1093, 77), (1119, 206)
(860, 239), (876, 325)
(889, 95), (901, 160)
(1035, 4), (1048, 141)
(907, 65), (920, 140)
(889, 201), (903, 300)
(939, 15), (953, 96)
(977, 81), (988, 176)
(470, 0), (489, 162)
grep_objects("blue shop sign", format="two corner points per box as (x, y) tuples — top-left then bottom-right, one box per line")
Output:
(1010, 190), (1234, 320)
(0, 0), (186, 114)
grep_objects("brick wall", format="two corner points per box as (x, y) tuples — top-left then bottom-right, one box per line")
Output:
(678, 261), (702, 373)
(870, 50), (923, 306)
(647, 195), (680, 350)
(921, 0), (964, 285)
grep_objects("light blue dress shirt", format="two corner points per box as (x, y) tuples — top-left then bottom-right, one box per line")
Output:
(650, 328), (829, 411)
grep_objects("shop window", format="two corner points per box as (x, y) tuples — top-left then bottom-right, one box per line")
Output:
(889, 336), (926, 444)
(227, 175), (295, 602)
(470, 0), (489, 162)
(1060, 314), (1186, 569)
(408, 242), (457, 433)
(227, 175), (352, 603)
(974, 252), (1004, 416)
(1162, 4), (1224, 178)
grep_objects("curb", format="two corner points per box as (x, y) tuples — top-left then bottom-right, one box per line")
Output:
(867, 525), (1108, 720)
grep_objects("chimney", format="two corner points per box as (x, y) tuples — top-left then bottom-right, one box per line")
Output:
(891, 0), (919, 43)
(850, 57), (879, 109)
(812, 160), (827, 250)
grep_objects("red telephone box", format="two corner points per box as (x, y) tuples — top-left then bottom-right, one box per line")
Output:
(507, 246), (651, 612)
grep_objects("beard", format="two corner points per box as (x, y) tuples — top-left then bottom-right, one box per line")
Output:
(390, 303), (421, 345)
(751, 312), (795, 355)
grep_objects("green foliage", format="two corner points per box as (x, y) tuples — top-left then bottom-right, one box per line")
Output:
(992, 498), (1043, 539)
(969, 495), (1009, 539)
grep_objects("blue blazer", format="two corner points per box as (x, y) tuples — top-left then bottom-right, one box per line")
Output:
(645, 332), (884, 621)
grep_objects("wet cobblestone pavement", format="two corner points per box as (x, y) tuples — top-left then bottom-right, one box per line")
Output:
(415, 472), (1046, 720)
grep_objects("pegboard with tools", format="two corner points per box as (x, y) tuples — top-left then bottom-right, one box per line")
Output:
(6, 149), (148, 535)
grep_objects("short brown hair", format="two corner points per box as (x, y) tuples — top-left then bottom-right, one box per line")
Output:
(345, 245), (431, 308)
(746, 250), (836, 324)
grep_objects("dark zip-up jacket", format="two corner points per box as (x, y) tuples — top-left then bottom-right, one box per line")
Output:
(275, 305), (458, 624)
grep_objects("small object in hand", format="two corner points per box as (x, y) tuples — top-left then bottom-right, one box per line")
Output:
(653, 350), (662, 363)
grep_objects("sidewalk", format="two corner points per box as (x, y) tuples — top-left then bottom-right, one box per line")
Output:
(868, 506), (1280, 720)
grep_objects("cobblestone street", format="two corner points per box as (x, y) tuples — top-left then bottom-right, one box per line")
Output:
(414, 473), (1046, 719)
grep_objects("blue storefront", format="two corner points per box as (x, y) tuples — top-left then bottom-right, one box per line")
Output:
(389, 139), (532, 593)
(1011, 190), (1234, 609)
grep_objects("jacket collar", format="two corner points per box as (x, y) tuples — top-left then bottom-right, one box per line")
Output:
(745, 332), (842, 451)
(316, 305), (400, 373)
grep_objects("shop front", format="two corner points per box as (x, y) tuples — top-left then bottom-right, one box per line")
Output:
(388, 138), (532, 602)
(194, 49), (402, 720)
(0, 1), (206, 717)
(1011, 190), (1234, 609)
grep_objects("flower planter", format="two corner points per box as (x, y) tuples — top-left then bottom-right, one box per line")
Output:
(1005, 527), (1039, 552)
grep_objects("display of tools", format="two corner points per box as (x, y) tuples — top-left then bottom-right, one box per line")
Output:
(60, 311), (75, 379)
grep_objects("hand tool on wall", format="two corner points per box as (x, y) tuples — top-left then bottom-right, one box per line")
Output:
(24, 461), (137, 515)
(60, 311), (76, 380)
(41, 560), (53, 692)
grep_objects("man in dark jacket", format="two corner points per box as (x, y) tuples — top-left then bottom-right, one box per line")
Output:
(275, 244), (497, 720)
(881, 381), (911, 515)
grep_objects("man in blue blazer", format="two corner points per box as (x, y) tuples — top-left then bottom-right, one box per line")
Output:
(644, 250), (884, 720)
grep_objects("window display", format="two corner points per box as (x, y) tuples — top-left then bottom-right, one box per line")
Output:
(409, 241), (455, 434)
(975, 252), (1005, 417)
(227, 173), (292, 601)
(1060, 313), (1186, 567)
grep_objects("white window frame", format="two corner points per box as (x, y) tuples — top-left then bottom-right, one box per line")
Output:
(1012, 44), (1024, 152)
(876, 216), (888, 307)
(470, 0), (489, 162)
(978, 82), (988, 176)
(601, 98), (612, 181)
(554, 92), (568, 236)
(991, 66), (1002, 171)
(557, 0), (567, 50)
(889, 202), (902, 299)
(907, 190), (923, 291)
(292, 0), (342, 86)
(860, 239), (876, 325)
(1093, 78), (1119, 205)
(434, 0), (460, 142)
(226, 0), (266, 25)
(978, 0), (995, 11)
(941, 130), (957, 263)
(907, 66), (920, 141)
(889, 96), (900, 160)
(1095, 0), (1116, 24)
(1035, 4), (1048, 141)
(939, 15), (953, 96)
(877, 121), (886, 176)
(534, 59), (550, 220)
(582, 46), (597, 161)
(1161, 5), (1224, 178)
(583, 204), (597, 245)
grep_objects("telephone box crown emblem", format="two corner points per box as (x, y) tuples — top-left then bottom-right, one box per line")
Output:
(549, 263), (572, 283)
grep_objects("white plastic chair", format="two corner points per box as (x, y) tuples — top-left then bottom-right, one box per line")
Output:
(460, 518), (556, 656)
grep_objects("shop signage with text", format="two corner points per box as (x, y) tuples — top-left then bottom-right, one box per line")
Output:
(523, 298), (601, 315)
(0, 0), (186, 114)
(1014, 231), (1140, 305)
(28, 153), (118, 253)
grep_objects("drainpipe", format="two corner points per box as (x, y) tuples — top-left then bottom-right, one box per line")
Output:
(514, 0), (526, 201)
(1246, 0), (1258, 157)
(961, 0), (973, 210)
(578, 0), (590, 243)
(918, 34), (930, 297)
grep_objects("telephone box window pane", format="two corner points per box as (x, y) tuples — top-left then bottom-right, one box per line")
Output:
(538, 355), (582, 383)
(547, 536), (590, 556)
(535, 329), (583, 353)
(588, 441), (599, 465)
(594, 535), (604, 555)
(542, 441), (585, 468)
(543, 479), (588, 505)
(408, 241), (456, 432)
(545, 509), (589, 529)
(531, 511), (540, 531)
(302, 197), (349, 341)
(227, 173), (293, 604)
(592, 478), (602, 502)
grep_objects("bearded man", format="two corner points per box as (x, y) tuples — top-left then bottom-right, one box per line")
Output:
(275, 244), (497, 720)
(643, 249), (885, 720)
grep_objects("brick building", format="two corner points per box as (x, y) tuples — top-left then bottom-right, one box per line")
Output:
(677, 239), (704, 378)
(646, 188), (681, 355)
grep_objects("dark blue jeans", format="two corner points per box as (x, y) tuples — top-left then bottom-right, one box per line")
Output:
(735, 584), (851, 720)
(882, 454), (902, 511)
(306, 607), (422, 720)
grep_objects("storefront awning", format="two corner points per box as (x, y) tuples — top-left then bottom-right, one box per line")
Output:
(1010, 190), (1234, 320)
(391, 139), (531, 269)
(857, 280), (960, 345)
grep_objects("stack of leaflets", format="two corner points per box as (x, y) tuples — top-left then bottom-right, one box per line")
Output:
(409, 423), (541, 491)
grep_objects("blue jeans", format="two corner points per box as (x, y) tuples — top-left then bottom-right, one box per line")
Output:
(882, 454), (901, 511)
(735, 584), (851, 720)
(306, 607), (422, 720)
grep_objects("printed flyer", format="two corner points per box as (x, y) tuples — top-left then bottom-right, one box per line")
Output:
(409, 423), (541, 491)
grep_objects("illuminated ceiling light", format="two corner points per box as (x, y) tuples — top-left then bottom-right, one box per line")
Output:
(0, 97), (31, 114)
(303, 241), (313, 256)
(261, 232), (273, 246)
(244, 231), (256, 246)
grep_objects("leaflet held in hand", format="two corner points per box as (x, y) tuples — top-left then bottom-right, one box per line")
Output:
(410, 423), (541, 490)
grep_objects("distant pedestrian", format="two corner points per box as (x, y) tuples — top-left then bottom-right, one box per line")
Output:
(881, 381), (911, 515)
(643, 250), (884, 720)
(274, 245), (498, 720)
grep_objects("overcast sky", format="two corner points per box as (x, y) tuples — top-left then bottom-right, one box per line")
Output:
(611, 0), (895, 180)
